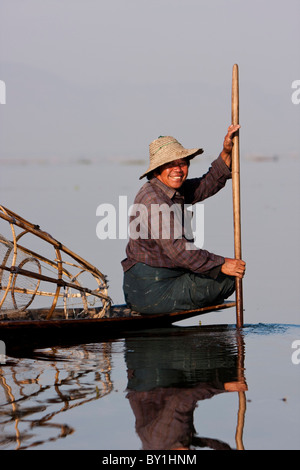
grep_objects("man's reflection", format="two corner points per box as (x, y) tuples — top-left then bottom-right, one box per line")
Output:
(124, 327), (247, 450)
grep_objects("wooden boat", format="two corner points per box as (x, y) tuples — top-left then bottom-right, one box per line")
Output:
(0, 301), (236, 333)
(0, 205), (236, 351)
(0, 301), (236, 352)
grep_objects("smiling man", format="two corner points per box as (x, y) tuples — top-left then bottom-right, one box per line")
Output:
(121, 125), (246, 314)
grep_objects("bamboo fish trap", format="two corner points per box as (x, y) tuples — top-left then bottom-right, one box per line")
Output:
(0, 206), (111, 319)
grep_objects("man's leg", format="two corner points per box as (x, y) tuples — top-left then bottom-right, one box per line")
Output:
(123, 264), (235, 314)
(185, 272), (236, 307)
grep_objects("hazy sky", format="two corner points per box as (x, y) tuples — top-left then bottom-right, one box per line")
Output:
(0, 0), (299, 161)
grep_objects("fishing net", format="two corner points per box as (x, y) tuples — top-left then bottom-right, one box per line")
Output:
(0, 206), (111, 319)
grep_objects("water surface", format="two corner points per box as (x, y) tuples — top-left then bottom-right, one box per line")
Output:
(0, 323), (299, 450)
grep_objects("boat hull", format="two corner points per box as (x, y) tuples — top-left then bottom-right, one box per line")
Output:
(0, 301), (236, 352)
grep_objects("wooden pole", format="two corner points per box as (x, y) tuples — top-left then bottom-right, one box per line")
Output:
(231, 64), (244, 328)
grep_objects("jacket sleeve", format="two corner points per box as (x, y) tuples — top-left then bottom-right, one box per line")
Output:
(184, 154), (232, 204)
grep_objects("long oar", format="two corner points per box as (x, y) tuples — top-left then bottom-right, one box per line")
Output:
(231, 64), (244, 328)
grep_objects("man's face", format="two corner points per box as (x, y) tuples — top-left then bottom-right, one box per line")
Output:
(154, 158), (189, 189)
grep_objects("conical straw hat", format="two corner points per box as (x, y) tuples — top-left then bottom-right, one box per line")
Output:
(139, 136), (203, 179)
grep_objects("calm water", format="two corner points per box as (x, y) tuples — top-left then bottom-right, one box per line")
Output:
(0, 156), (299, 450)
(0, 323), (299, 450)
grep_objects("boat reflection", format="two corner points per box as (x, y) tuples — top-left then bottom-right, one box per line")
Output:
(0, 325), (247, 450)
(124, 325), (247, 450)
(0, 343), (113, 449)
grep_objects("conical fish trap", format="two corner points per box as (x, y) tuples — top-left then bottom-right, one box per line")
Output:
(0, 206), (111, 319)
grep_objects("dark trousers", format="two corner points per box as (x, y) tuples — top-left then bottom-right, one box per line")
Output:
(123, 263), (235, 314)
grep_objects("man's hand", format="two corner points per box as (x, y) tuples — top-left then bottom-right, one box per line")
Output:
(224, 381), (248, 392)
(221, 257), (246, 279)
(220, 124), (241, 167)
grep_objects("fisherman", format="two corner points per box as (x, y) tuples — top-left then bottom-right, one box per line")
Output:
(121, 125), (246, 314)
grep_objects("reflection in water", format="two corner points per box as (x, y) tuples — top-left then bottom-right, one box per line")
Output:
(0, 343), (113, 449)
(124, 326), (247, 450)
(0, 326), (248, 450)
